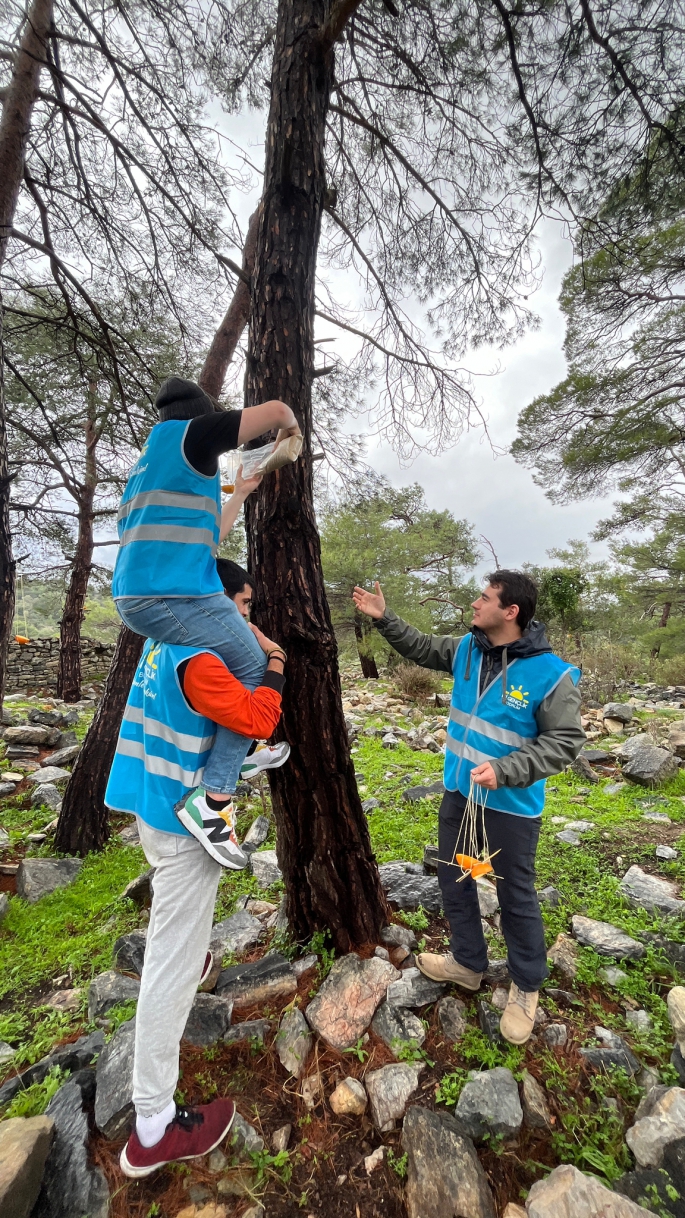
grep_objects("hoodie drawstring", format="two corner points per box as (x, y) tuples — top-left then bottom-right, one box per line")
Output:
(501, 646), (508, 704)
(464, 635), (473, 681)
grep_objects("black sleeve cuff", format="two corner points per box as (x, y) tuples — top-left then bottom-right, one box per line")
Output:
(261, 670), (285, 694)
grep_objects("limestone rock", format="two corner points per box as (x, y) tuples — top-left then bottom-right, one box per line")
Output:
(543, 1023), (567, 1048)
(385, 966), (446, 1008)
(455, 1068), (523, 1141)
(0, 782), (16, 798)
(0, 1031), (104, 1111)
(45, 989), (82, 1014)
(4, 724), (51, 745)
(41, 745), (80, 768)
(603, 702), (634, 724)
(250, 849), (282, 887)
(527, 1163), (654, 1217)
(379, 861), (443, 912)
(210, 911), (263, 956)
(371, 1002), (426, 1054)
(380, 923), (418, 951)
(669, 987), (685, 1054)
(271, 1124), (291, 1152)
(668, 730), (685, 759)
(538, 886), (562, 907)
(0, 892), (9, 924)
(112, 930), (147, 976)
(521, 1071), (553, 1131)
(30, 784), (62, 812)
(401, 1105), (497, 1218)
(616, 733), (659, 762)
(547, 933), (579, 979)
(502, 1207), (527, 1218)
(364, 1146), (385, 1174)
(556, 829), (581, 846)
(580, 1027), (641, 1075)
(365, 1062), (423, 1131)
(216, 952), (297, 1012)
(0, 1115), (55, 1218)
(121, 868), (154, 905)
(657, 844), (678, 861)
(571, 915), (645, 959)
(622, 745), (679, 788)
(476, 879), (499, 918)
(17, 858), (83, 904)
(276, 1009), (312, 1078)
(437, 996), (467, 1042)
(87, 970), (140, 1022)
(182, 994), (233, 1045)
(329, 1077), (367, 1116)
(241, 815), (269, 852)
(292, 953), (318, 978)
(305, 953), (398, 1050)
(402, 780), (445, 803)
(26, 767), (71, 786)
(34, 1075), (109, 1218)
(620, 866), (685, 916)
(627, 1088), (685, 1166)
(94, 1018), (136, 1139)
(301, 1076), (323, 1110)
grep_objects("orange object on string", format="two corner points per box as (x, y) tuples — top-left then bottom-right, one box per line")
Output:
(14, 635), (30, 644)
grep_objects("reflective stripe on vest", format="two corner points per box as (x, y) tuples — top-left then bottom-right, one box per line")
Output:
(443, 635), (580, 818)
(111, 420), (223, 599)
(105, 640), (218, 835)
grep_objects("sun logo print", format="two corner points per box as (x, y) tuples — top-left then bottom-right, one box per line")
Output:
(506, 683), (529, 709)
(144, 643), (161, 675)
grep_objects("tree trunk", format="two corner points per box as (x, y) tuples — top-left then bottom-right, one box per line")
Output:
(650, 600), (672, 660)
(354, 613), (379, 679)
(199, 209), (260, 399)
(57, 386), (97, 702)
(244, 0), (388, 950)
(54, 625), (143, 854)
(0, 0), (53, 701)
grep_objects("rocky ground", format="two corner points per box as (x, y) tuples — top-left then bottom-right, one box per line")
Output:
(3, 671), (685, 1217)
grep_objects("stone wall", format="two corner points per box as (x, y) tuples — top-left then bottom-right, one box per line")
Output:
(6, 637), (116, 693)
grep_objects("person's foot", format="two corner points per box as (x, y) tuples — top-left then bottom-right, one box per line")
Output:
(174, 789), (248, 869)
(120, 1099), (236, 1179)
(500, 983), (539, 1044)
(415, 952), (483, 991)
(240, 741), (291, 780)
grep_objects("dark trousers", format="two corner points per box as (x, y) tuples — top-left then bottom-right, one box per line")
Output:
(437, 789), (548, 992)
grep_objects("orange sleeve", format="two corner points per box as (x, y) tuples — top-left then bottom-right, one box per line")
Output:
(182, 653), (282, 739)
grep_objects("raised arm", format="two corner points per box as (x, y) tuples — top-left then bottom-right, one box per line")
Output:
(237, 399), (299, 445)
(353, 582), (462, 674)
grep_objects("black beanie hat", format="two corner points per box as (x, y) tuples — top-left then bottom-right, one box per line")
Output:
(155, 376), (217, 421)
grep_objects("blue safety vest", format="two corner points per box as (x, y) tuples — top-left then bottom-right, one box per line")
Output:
(444, 634), (580, 817)
(112, 420), (223, 599)
(105, 640), (217, 835)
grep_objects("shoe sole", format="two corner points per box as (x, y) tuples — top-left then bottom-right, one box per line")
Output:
(240, 743), (291, 778)
(174, 806), (248, 871)
(119, 1107), (236, 1179)
(415, 957), (482, 991)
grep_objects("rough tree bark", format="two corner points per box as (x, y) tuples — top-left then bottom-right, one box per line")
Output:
(650, 600), (672, 661)
(199, 209), (259, 399)
(54, 624), (143, 854)
(354, 612), (379, 679)
(244, 0), (389, 950)
(0, 0), (54, 701)
(57, 382), (97, 702)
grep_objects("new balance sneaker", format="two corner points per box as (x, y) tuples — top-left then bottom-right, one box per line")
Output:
(174, 789), (248, 869)
(120, 1099), (235, 1179)
(240, 740), (291, 780)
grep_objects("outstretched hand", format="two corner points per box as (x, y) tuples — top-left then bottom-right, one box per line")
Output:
(233, 464), (263, 499)
(352, 581), (386, 620)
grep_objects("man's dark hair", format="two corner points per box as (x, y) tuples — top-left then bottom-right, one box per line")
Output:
(486, 569), (538, 631)
(216, 558), (254, 599)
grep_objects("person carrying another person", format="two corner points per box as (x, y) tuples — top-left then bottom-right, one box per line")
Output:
(352, 570), (585, 1045)
(105, 601), (287, 1175)
(112, 376), (300, 863)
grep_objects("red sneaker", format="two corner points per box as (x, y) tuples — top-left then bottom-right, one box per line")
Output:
(119, 1098), (236, 1178)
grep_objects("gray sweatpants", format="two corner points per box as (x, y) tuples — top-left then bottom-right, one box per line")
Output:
(132, 817), (222, 1117)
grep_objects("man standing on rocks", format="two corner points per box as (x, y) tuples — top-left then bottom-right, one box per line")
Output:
(353, 570), (585, 1044)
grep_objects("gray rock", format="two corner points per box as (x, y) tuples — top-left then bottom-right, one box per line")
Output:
(117, 822), (140, 845)
(0, 1039), (14, 1063)
(381, 923), (418, 951)
(241, 815), (270, 852)
(605, 782), (628, 795)
(26, 766), (72, 785)
(538, 886), (562, 907)
(305, 953), (398, 1050)
(365, 1062), (423, 1131)
(4, 724), (51, 745)
(626, 1009), (652, 1033)
(620, 865), (685, 916)
(484, 958), (510, 985)
(437, 996), (467, 1042)
(34, 1076), (109, 1218)
(293, 953), (318, 978)
(276, 1008), (313, 1077)
(556, 829), (581, 845)
(94, 1018), (136, 1139)
(599, 966), (629, 986)
(616, 733), (658, 761)
(477, 1001), (503, 1045)
(570, 754), (601, 784)
(423, 844), (439, 873)
(0, 1032), (104, 1111)
(41, 745), (80, 769)
(182, 994), (233, 1045)
(87, 970), (140, 1022)
(381, 863), (443, 913)
(0, 781), (16, 798)
(402, 781), (445, 803)
(0, 892), (8, 925)
(28, 710), (64, 727)
(455, 1067), (523, 1141)
(250, 849), (282, 887)
(371, 1002), (426, 1054)
(229, 1112), (265, 1157)
(565, 820), (595, 832)
(623, 744), (679, 788)
(614, 1166), (685, 1216)
(544, 987), (582, 1008)
(30, 783), (62, 811)
(211, 910), (263, 956)
(17, 858), (83, 903)
(521, 1071), (553, 1131)
(112, 930), (147, 976)
(386, 966), (446, 1009)
(0, 1115), (55, 1218)
(271, 1124), (292, 1153)
(642, 933), (685, 971)
(382, 732), (398, 749)
(542, 1023), (567, 1047)
(626, 1087), (685, 1167)
(580, 1027), (641, 1076)
(223, 1019), (270, 1046)
(668, 986), (685, 1054)
(527, 1163), (653, 1217)
(401, 1105), (497, 1218)
(121, 868), (155, 905)
(216, 952), (297, 1012)
(572, 914), (646, 959)
(657, 845), (678, 861)
(476, 880), (499, 918)
(362, 798), (380, 813)
(664, 1136), (685, 1195)
(644, 811), (672, 822)
(603, 702), (634, 724)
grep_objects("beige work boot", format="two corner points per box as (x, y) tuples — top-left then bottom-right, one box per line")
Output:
(500, 983), (538, 1045)
(415, 952), (483, 991)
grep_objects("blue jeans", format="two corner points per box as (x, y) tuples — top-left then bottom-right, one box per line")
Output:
(117, 595), (267, 794)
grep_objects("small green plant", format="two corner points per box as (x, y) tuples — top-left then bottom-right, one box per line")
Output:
(249, 1146), (293, 1185)
(146, 1205), (161, 1217)
(459, 1027), (524, 1076)
(308, 929), (335, 980)
(105, 1000), (138, 1036)
(343, 1036), (369, 1062)
(2, 1066), (66, 1118)
(387, 1147), (408, 1179)
(435, 1068), (469, 1107)
(396, 908), (429, 934)
(203, 1044), (219, 1061)
(394, 1039), (435, 1067)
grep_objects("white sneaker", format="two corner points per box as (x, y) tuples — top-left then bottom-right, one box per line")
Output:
(174, 788), (248, 869)
(240, 741), (290, 780)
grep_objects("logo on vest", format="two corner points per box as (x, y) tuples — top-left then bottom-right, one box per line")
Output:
(144, 644), (161, 680)
(505, 683), (529, 710)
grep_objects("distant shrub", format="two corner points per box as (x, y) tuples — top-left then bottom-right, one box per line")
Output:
(392, 663), (440, 702)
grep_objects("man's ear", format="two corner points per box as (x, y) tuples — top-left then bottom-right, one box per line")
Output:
(504, 603), (520, 622)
